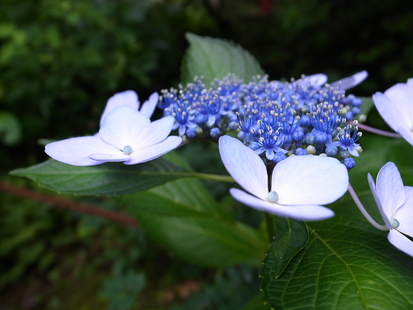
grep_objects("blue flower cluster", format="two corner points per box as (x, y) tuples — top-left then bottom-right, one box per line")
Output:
(159, 73), (364, 169)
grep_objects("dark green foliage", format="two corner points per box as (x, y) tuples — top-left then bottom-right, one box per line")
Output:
(170, 266), (266, 310)
(260, 218), (308, 280)
(0, 0), (216, 169)
(99, 262), (146, 310)
(261, 217), (413, 309)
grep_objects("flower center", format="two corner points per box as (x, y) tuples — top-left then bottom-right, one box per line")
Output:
(267, 191), (279, 203)
(390, 217), (400, 229)
(122, 145), (133, 155)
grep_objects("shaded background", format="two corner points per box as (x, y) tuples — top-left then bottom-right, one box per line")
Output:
(1, 0), (413, 309)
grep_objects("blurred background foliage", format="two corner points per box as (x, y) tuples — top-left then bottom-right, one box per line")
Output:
(1, 0), (413, 309)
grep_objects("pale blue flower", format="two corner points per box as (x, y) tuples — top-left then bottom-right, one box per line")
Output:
(373, 78), (413, 146)
(218, 135), (349, 221)
(45, 91), (181, 166)
(330, 70), (368, 90)
(368, 162), (413, 257)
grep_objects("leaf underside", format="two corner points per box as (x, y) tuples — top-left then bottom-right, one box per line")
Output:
(10, 158), (189, 196)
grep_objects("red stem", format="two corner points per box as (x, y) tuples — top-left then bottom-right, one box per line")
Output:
(0, 181), (139, 228)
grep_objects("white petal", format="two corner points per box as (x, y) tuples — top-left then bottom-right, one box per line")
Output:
(393, 196), (413, 237)
(387, 81), (413, 128)
(375, 162), (405, 218)
(99, 106), (150, 150)
(367, 173), (392, 228)
(374, 80), (413, 135)
(230, 188), (334, 221)
(140, 92), (158, 118)
(271, 155), (348, 205)
(45, 136), (114, 166)
(388, 229), (413, 257)
(218, 136), (268, 200)
(396, 127), (413, 146)
(136, 116), (175, 150)
(125, 136), (182, 165)
(407, 78), (413, 108)
(404, 186), (413, 201)
(372, 93), (401, 133)
(304, 73), (328, 87)
(331, 70), (368, 90)
(100, 91), (140, 126)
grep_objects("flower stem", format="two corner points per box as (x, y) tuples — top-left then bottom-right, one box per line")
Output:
(348, 183), (389, 231)
(265, 212), (275, 242)
(356, 123), (402, 138)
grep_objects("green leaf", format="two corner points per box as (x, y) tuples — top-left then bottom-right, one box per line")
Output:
(261, 217), (413, 309)
(241, 293), (272, 310)
(260, 218), (308, 281)
(181, 32), (264, 85)
(10, 158), (190, 196)
(122, 177), (268, 267)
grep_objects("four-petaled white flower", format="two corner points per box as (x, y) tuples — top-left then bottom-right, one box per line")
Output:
(373, 78), (413, 146)
(218, 135), (349, 221)
(368, 162), (413, 257)
(45, 91), (182, 166)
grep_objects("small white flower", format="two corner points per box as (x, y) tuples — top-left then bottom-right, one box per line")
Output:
(218, 135), (349, 221)
(270, 70), (367, 90)
(368, 162), (413, 257)
(45, 91), (182, 166)
(372, 78), (413, 145)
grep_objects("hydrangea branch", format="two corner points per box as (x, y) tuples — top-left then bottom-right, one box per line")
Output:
(0, 181), (139, 228)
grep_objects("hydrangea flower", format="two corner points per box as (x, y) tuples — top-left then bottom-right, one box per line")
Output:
(160, 71), (367, 168)
(372, 78), (413, 146)
(218, 135), (349, 221)
(45, 91), (182, 166)
(367, 162), (413, 257)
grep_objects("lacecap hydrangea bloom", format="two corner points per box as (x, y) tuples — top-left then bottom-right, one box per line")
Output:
(45, 91), (182, 166)
(219, 135), (349, 221)
(372, 78), (413, 146)
(368, 162), (413, 257)
(159, 71), (367, 169)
